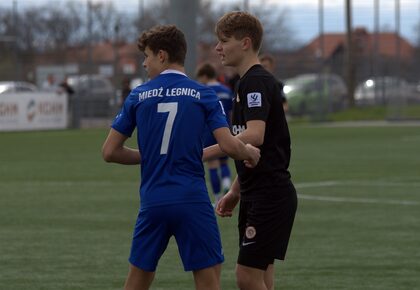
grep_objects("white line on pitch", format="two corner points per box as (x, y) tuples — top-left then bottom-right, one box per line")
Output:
(298, 194), (420, 206)
(295, 180), (420, 188)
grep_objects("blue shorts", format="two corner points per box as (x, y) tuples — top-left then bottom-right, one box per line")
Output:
(129, 202), (224, 272)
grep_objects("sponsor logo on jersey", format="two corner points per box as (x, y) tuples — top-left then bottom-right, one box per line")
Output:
(247, 92), (262, 107)
(232, 124), (246, 135)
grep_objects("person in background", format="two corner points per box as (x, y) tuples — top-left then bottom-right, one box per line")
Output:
(259, 54), (289, 113)
(58, 77), (75, 97)
(120, 77), (132, 106)
(42, 74), (58, 92)
(196, 62), (234, 205)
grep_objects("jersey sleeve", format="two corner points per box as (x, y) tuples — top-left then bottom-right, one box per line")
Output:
(240, 77), (271, 122)
(203, 88), (229, 132)
(111, 92), (136, 137)
(220, 86), (233, 114)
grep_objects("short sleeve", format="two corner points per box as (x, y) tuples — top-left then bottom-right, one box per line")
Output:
(203, 89), (229, 132)
(111, 93), (136, 137)
(240, 77), (271, 122)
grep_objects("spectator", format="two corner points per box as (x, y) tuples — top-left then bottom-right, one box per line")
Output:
(42, 74), (58, 92)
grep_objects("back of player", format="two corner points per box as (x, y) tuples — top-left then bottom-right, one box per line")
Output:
(103, 24), (261, 290)
(119, 72), (226, 209)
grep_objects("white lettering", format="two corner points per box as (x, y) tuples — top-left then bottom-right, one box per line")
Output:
(138, 87), (164, 101)
(232, 125), (246, 135)
(165, 87), (200, 99)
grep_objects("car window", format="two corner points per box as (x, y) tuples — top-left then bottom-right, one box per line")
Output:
(16, 85), (35, 92)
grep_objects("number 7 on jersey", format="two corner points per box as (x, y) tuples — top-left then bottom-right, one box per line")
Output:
(157, 102), (178, 155)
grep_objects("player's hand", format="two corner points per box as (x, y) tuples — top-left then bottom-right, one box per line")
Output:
(215, 191), (240, 217)
(243, 144), (260, 168)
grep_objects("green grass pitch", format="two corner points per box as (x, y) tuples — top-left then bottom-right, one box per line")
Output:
(1, 124), (419, 289)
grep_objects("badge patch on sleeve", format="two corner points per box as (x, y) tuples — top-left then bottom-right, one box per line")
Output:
(247, 92), (262, 108)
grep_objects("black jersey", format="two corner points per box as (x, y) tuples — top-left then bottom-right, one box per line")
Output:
(232, 64), (292, 201)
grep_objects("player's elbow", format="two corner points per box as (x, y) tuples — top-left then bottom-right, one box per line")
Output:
(102, 145), (116, 162)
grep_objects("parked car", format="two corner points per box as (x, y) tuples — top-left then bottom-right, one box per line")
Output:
(0, 81), (38, 94)
(355, 77), (418, 105)
(66, 75), (115, 117)
(283, 73), (348, 115)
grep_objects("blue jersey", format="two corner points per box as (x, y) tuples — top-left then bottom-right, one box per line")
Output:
(208, 81), (233, 125)
(112, 71), (228, 209)
(202, 81), (233, 147)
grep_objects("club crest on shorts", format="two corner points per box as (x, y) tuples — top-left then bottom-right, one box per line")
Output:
(245, 226), (256, 239)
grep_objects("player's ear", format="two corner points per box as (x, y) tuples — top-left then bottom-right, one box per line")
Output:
(242, 37), (252, 51)
(157, 50), (167, 63)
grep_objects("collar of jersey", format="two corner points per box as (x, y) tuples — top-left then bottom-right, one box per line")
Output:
(160, 69), (187, 76)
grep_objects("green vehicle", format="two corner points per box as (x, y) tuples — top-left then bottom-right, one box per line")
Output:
(283, 73), (348, 116)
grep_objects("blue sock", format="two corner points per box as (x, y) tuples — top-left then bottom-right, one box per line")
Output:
(209, 168), (221, 195)
(220, 163), (231, 179)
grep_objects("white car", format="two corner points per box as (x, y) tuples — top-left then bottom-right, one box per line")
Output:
(355, 77), (418, 105)
(0, 81), (38, 94)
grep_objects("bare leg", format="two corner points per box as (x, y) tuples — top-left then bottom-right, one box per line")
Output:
(236, 264), (267, 290)
(264, 264), (275, 290)
(192, 264), (221, 290)
(124, 263), (155, 290)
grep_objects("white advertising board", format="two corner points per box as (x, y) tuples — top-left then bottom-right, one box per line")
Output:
(0, 92), (68, 131)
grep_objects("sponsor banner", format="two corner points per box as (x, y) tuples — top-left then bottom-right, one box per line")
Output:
(0, 92), (68, 131)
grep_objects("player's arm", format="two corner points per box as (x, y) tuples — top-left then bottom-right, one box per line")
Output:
(211, 127), (260, 167)
(102, 128), (141, 165)
(235, 119), (265, 146)
(202, 120), (265, 162)
(215, 175), (240, 217)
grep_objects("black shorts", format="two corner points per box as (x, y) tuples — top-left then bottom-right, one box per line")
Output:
(237, 187), (297, 270)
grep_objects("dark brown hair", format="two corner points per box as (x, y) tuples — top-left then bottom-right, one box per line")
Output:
(196, 63), (217, 79)
(215, 11), (263, 52)
(137, 25), (187, 65)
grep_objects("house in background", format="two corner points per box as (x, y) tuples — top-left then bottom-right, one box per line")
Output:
(295, 27), (416, 82)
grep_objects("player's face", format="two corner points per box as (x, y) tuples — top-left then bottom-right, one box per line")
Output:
(215, 34), (244, 67)
(143, 47), (162, 79)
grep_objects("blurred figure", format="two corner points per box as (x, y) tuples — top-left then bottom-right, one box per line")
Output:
(196, 62), (234, 205)
(120, 77), (132, 105)
(259, 54), (289, 113)
(42, 74), (58, 92)
(59, 77), (75, 97)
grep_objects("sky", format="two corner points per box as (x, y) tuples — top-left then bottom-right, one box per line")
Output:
(4, 0), (420, 45)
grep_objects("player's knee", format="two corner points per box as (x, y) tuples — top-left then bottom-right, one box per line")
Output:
(236, 271), (252, 289)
